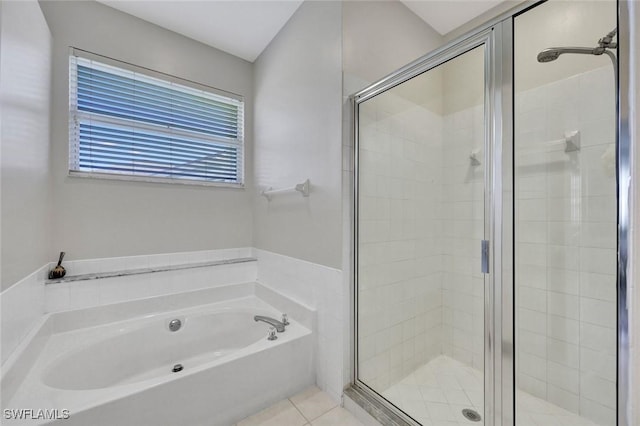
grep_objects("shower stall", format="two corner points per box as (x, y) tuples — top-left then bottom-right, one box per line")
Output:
(350, 1), (629, 425)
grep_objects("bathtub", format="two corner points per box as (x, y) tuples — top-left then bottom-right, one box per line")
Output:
(3, 289), (314, 425)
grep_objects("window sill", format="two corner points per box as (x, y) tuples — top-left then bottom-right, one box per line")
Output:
(68, 170), (245, 189)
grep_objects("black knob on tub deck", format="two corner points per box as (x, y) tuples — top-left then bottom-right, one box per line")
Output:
(48, 251), (66, 279)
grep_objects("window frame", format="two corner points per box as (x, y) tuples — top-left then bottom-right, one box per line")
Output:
(68, 47), (245, 188)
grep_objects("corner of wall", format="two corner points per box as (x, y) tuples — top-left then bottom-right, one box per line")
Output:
(252, 1), (343, 270)
(0, 0), (53, 292)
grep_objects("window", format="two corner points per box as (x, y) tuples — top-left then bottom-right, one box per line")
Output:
(69, 49), (244, 186)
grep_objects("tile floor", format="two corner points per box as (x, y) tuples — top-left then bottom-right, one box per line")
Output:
(381, 355), (599, 426)
(236, 386), (364, 426)
(238, 356), (602, 426)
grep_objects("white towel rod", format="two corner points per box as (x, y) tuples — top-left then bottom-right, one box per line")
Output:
(261, 179), (310, 201)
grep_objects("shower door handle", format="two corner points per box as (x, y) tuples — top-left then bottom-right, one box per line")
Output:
(481, 240), (490, 274)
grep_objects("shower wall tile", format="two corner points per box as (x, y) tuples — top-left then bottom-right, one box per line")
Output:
(357, 90), (444, 390)
(579, 398), (616, 426)
(547, 339), (579, 368)
(515, 65), (617, 425)
(580, 322), (616, 355)
(547, 384), (579, 413)
(579, 347), (615, 380)
(440, 102), (485, 371)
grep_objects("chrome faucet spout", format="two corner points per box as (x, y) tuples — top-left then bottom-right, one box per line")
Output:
(254, 315), (286, 332)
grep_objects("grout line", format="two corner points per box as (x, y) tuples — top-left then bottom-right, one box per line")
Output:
(289, 397), (312, 424)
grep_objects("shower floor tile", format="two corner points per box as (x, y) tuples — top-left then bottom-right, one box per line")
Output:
(382, 355), (599, 426)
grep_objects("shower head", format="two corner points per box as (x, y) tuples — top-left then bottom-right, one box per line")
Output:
(536, 47), (601, 63)
(537, 28), (617, 64)
(537, 49), (561, 63)
(536, 28), (618, 98)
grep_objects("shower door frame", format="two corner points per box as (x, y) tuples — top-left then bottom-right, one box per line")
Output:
(351, 0), (632, 425)
(350, 18), (516, 426)
(617, 2), (633, 426)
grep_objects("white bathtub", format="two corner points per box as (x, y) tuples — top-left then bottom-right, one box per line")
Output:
(4, 289), (314, 425)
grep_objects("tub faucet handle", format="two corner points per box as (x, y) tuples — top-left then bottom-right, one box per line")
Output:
(281, 313), (290, 326)
(267, 326), (278, 341)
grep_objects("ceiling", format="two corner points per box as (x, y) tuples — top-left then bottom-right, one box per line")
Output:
(400, 0), (508, 35)
(98, 0), (507, 63)
(97, 0), (303, 62)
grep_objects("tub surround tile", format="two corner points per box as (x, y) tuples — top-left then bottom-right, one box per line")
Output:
(0, 264), (47, 364)
(46, 259), (258, 313)
(255, 249), (345, 402)
(57, 247), (254, 278)
(255, 283), (316, 331)
(1, 248), (259, 321)
(46, 257), (256, 284)
(44, 283), (70, 313)
(4, 247), (316, 363)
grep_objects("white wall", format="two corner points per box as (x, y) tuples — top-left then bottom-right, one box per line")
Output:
(0, 0), (51, 371)
(253, 1), (343, 269)
(342, 0), (443, 88)
(0, 0), (53, 291)
(38, 0), (254, 263)
(444, 1), (524, 42)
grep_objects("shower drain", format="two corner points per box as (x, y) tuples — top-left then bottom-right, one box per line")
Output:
(462, 408), (482, 422)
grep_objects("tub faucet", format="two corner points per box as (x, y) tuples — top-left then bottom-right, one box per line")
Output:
(254, 315), (286, 332)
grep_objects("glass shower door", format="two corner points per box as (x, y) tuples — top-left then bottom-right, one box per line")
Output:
(513, 1), (618, 425)
(355, 41), (489, 425)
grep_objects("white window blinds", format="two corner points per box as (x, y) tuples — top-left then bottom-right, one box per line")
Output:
(69, 50), (244, 185)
